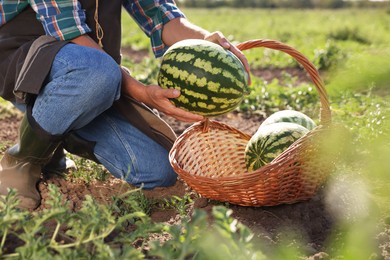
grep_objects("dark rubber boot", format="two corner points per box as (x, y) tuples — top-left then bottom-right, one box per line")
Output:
(42, 145), (77, 178)
(0, 114), (61, 210)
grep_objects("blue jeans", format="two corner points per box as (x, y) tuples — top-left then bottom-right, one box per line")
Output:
(26, 44), (177, 189)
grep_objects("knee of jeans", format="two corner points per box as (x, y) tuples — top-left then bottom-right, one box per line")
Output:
(129, 164), (177, 189)
(159, 167), (178, 187)
(86, 54), (122, 106)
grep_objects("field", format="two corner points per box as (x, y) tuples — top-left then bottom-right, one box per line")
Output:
(1, 7), (390, 259)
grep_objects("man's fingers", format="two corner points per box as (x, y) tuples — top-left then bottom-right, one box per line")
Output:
(205, 31), (228, 46)
(163, 88), (181, 99)
(230, 46), (252, 85)
(159, 89), (204, 122)
(204, 31), (252, 86)
(165, 105), (204, 122)
(167, 112), (204, 123)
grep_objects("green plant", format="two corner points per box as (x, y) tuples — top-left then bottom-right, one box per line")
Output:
(162, 194), (193, 216)
(0, 186), (274, 259)
(328, 27), (370, 44)
(149, 206), (266, 260)
(111, 188), (155, 216)
(239, 77), (320, 120)
(313, 40), (346, 70)
(67, 156), (110, 183)
(0, 185), (164, 258)
(330, 90), (388, 146)
(0, 98), (22, 120)
(0, 190), (29, 256)
(319, 45), (390, 259)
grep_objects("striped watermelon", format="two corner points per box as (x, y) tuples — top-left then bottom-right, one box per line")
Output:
(157, 39), (249, 117)
(261, 110), (317, 130)
(245, 122), (309, 171)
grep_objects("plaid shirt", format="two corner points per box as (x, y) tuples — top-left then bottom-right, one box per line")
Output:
(0, 0), (185, 57)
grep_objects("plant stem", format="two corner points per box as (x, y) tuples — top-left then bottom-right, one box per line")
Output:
(50, 222), (61, 246)
(0, 228), (7, 251)
(1, 252), (19, 258)
(50, 225), (116, 249)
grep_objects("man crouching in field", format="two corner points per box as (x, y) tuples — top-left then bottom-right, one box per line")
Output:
(0, 0), (250, 210)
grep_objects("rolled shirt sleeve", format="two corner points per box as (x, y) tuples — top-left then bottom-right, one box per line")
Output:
(123, 0), (186, 57)
(29, 0), (91, 41)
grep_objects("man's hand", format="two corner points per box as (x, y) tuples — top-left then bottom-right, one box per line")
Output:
(204, 31), (251, 85)
(123, 16), (253, 122)
(121, 68), (203, 122)
(143, 85), (204, 122)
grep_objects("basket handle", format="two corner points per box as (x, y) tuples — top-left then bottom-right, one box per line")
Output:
(236, 39), (331, 125)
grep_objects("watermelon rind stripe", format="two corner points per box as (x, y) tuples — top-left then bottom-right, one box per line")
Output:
(160, 59), (246, 93)
(164, 46), (245, 74)
(162, 48), (246, 86)
(159, 63), (244, 97)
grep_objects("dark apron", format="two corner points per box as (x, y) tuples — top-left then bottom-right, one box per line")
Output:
(0, 0), (121, 102)
(0, 0), (176, 151)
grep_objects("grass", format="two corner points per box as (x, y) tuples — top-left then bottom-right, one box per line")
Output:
(121, 8), (390, 69)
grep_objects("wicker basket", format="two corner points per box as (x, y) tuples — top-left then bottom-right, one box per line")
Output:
(169, 39), (333, 207)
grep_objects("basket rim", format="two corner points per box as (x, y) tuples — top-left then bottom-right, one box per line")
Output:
(236, 39), (331, 126)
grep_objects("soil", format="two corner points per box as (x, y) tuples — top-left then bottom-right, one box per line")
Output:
(0, 49), (389, 259)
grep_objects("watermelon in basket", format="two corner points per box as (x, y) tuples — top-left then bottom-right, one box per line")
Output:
(244, 110), (317, 171)
(169, 39), (335, 207)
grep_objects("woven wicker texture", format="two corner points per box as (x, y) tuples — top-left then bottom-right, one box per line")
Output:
(169, 39), (333, 207)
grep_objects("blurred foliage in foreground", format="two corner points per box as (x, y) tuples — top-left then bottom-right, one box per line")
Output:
(320, 48), (390, 259)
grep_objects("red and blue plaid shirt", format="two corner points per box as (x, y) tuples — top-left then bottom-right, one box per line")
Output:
(0, 0), (185, 57)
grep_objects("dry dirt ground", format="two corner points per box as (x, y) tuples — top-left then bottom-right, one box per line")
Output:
(0, 50), (389, 259)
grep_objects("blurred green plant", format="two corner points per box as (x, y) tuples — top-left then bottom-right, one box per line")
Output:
(111, 188), (155, 216)
(149, 206), (267, 260)
(239, 77), (320, 120)
(0, 186), (273, 259)
(328, 26), (371, 45)
(0, 98), (21, 120)
(121, 8), (390, 71)
(313, 40), (346, 70)
(162, 194), (193, 216)
(328, 48), (390, 94)
(121, 55), (160, 85)
(0, 185), (154, 258)
(319, 48), (390, 258)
